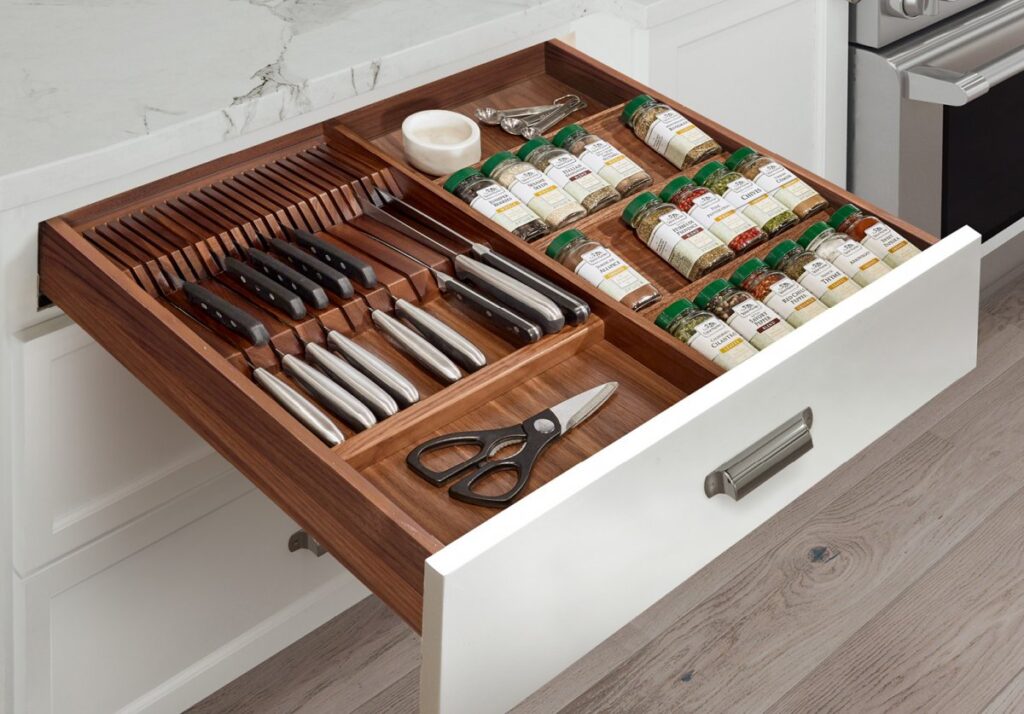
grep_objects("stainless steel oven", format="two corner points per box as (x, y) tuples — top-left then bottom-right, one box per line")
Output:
(849, 0), (1024, 249)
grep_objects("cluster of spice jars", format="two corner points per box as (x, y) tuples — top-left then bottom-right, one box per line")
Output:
(724, 147), (829, 220)
(546, 228), (660, 311)
(829, 203), (921, 268)
(694, 161), (800, 237)
(622, 94), (721, 169)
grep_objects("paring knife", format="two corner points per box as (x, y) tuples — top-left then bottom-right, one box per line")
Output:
(372, 187), (590, 325)
(223, 256), (307, 320)
(268, 237), (354, 298)
(248, 248), (329, 309)
(326, 331), (421, 408)
(305, 342), (399, 418)
(284, 226), (378, 288)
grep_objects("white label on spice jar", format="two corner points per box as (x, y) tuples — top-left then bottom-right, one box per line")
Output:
(468, 184), (538, 232)
(507, 168), (576, 220)
(722, 177), (790, 229)
(764, 278), (827, 327)
(687, 317), (756, 370)
(798, 258), (859, 307)
(725, 299), (793, 350)
(647, 209), (723, 279)
(753, 162), (820, 211)
(645, 110), (713, 157)
(579, 139), (645, 185)
(574, 246), (650, 302)
(828, 240), (889, 287)
(861, 222), (919, 267)
(544, 153), (609, 204)
(687, 192), (757, 244)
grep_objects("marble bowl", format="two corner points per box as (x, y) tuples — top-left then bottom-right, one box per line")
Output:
(401, 110), (481, 176)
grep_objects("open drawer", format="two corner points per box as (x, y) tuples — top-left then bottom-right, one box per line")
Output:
(39, 41), (980, 713)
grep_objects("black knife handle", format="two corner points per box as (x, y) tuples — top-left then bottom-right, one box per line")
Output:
(269, 238), (354, 298)
(442, 275), (542, 345)
(285, 226), (378, 288)
(224, 256), (307, 320)
(183, 282), (271, 346)
(480, 249), (590, 326)
(248, 248), (329, 309)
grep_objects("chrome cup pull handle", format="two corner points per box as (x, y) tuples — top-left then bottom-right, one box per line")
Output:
(705, 408), (813, 500)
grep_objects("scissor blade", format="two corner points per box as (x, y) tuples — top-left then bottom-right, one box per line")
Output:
(549, 382), (618, 435)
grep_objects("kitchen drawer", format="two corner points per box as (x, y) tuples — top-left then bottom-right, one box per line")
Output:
(38, 41), (981, 713)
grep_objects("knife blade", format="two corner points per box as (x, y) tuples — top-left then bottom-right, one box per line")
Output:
(247, 248), (329, 309)
(182, 281), (271, 346)
(268, 237), (354, 298)
(223, 256), (307, 320)
(285, 226), (378, 288)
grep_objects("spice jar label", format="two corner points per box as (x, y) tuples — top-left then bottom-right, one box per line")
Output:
(688, 192), (756, 242)
(544, 154), (608, 203)
(725, 299), (792, 350)
(765, 278), (826, 327)
(648, 209), (722, 278)
(861, 222), (917, 267)
(830, 240), (888, 286)
(575, 246), (650, 301)
(468, 184), (540, 232)
(579, 140), (645, 181)
(799, 258), (858, 307)
(508, 168), (576, 219)
(687, 318), (755, 370)
(645, 110), (713, 157)
(753, 163), (819, 211)
(722, 178), (790, 228)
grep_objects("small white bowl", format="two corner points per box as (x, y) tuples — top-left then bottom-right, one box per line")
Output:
(401, 110), (481, 176)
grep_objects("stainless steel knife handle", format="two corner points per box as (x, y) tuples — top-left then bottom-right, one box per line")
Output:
(370, 310), (461, 385)
(472, 246), (590, 326)
(281, 354), (377, 431)
(252, 367), (343, 446)
(393, 298), (487, 373)
(326, 331), (420, 408)
(305, 342), (399, 418)
(453, 255), (564, 334)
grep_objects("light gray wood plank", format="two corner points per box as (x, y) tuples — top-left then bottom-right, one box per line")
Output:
(983, 666), (1024, 714)
(351, 669), (418, 714)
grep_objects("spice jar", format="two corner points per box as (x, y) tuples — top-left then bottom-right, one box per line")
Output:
(655, 299), (757, 370)
(828, 203), (921, 268)
(517, 138), (620, 213)
(694, 161), (799, 237)
(546, 228), (660, 311)
(659, 176), (767, 254)
(482, 151), (586, 230)
(797, 221), (890, 287)
(765, 240), (860, 308)
(730, 258), (827, 328)
(621, 94), (721, 169)
(552, 124), (652, 197)
(695, 279), (794, 350)
(622, 193), (735, 281)
(443, 167), (549, 242)
(725, 147), (828, 220)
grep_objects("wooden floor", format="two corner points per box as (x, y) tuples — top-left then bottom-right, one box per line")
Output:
(190, 278), (1024, 714)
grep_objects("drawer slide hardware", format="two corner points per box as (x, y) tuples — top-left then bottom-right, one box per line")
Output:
(288, 530), (327, 557)
(705, 408), (814, 500)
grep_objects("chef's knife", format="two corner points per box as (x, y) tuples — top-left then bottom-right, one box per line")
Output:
(268, 237), (354, 298)
(223, 256), (307, 320)
(247, 248), (329, 309)
(284, 226), (378, 288)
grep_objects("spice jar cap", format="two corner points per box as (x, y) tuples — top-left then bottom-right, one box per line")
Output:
(797, 221), (833, 248)
(621, 94), (655, 123)
(694, 279), (733, 309)
(828, 203), (862, 229)
(552, 124), (587, 149)
(765, 240), (800, 269)
(655, 299), (696, 330)
(442, 166), (484, 193)
(517, 138), (551, 161)
(621, 192), (660, 225)
(659, 175), (697, 203)
(545, 228), (586, 258)
(481, 151), (516, 178)
(724, 147), (757, 171)
(693, 161), (726, 187)
(730, 258), (768, 287)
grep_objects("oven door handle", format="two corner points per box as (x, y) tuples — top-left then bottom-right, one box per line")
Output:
(905, 44), (1024, 106)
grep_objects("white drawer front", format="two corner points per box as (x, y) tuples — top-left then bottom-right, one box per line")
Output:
(421, 228), (981, 713)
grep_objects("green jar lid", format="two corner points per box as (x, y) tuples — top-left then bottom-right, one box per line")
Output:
(655, 298), (696, 330)
(621, 94), (655, 123)
(545, 228), (586, 258)
(481, 151), (515, 178)
(659, 175), (697, 203)
(828, 203), (861, 229)
(622, 192), (660, 225)
(694, 278), (733, 309)
(552, 124), (587, 149)
(765, 240), (800, 269)
(724, 147), (757, 172)
(442, 166), (483, 194)
(730, 257), (768, 287)
(693, 161), (726, 187)
(517, 137), (550, 161)
(797, 221), (832, 248)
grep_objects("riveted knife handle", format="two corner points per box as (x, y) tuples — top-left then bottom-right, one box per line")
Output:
(183, 281), (271, 346)
(224, 256), (306, 320)
(269, 238), (354, 298)
(285, 226), (378, 288)
(477, 248), (590, 326)
(248, 248), (329, 309)
(441, 274), (542, 345)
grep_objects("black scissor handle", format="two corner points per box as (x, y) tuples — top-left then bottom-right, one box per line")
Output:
(448, 459), (531, 508)
(407, 425), (525, 486)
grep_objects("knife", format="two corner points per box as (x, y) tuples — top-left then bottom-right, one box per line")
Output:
(280, 354), (377, 431)
(367, 307), (462, 385)
(182, 281), (271, 346)
(247, 248), (329, 309)
(252, 368), (344, 446)
(223, 256), (307, 320)
(284, 226), (378, 288)
(268, 237), (354, 298)
(392, 297), (487, 372)
(326, 332), (421, 408)
(305, 342), (399, 418)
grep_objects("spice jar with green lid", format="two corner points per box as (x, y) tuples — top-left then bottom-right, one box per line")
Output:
(765, 239), (860, 308)
(444, 167), (549, 242)
(829, 204), (921, 268)
(694, 161), (799, 236)
(655, 298), (757, 370)
(517, 138), (620, 213)
(546, 228), (660, 311)
(482, 151), (586, 230)
(621, 94), (721, 169)
(659, 176), (767, 254)
(797, 221), (891, 287)
(694, 279), (794, 350)
(552, 124), (652, 197)
(622, 192), (735, 281)
(725, 147), (828, 220)
(730, 258), (826, 328)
